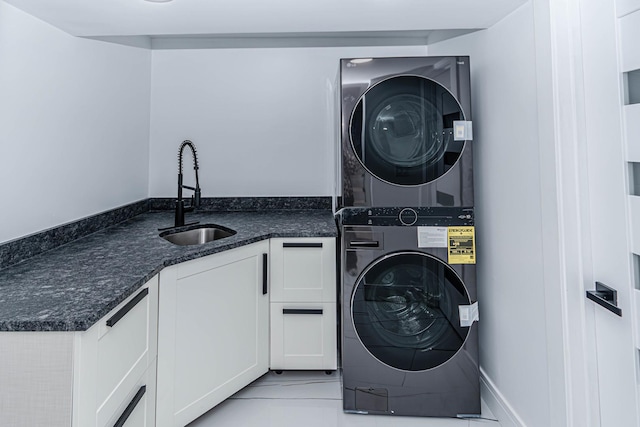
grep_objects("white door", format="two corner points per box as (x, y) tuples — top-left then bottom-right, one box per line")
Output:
(575, 0), (639, 425)
(543, 0), (640, 425)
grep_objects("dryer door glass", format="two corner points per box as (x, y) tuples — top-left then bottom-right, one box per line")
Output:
(351, 252), (471, 371)
(350, 75), (466, 186)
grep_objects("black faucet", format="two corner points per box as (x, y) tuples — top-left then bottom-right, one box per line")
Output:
(174, 140), (201, 227)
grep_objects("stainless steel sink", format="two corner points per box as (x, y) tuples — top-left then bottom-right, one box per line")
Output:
(160, 224), (236, 246)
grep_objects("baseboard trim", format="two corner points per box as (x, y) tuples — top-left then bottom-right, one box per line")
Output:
(480, 367), (527, 427)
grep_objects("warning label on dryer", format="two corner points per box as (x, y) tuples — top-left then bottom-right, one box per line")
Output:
(448, 226), (476, 264)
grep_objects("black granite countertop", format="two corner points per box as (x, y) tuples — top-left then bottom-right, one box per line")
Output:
(0, 210), (337, 332)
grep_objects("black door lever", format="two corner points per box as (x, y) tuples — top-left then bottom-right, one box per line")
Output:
(586, 282), (622, 317)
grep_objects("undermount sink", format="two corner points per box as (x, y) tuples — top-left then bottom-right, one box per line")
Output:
(160, 224), (236, 246)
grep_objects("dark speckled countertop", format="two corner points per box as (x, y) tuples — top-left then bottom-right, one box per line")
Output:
(0, 210), (337, 332)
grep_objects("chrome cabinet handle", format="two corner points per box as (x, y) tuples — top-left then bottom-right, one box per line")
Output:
(586, 282), (622, 317)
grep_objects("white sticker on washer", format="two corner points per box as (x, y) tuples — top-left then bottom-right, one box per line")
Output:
(459, 301), (479, 327)
(453, 121), (473, 141)
(417, 227), (448, 248)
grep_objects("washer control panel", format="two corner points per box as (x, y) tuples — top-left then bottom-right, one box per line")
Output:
(399, 208), (418, 226)
(339, 207), (474, 227)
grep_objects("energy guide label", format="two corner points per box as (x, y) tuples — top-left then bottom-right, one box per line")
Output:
(448, 226), (476, 264)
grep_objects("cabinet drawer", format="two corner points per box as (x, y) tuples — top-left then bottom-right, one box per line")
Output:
(95, 276), (158, 407)
(270, 237), (336, 303)
(270, 302), (337, 370)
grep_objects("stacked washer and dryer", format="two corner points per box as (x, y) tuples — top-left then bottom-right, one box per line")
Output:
(338, 56), (480, 418)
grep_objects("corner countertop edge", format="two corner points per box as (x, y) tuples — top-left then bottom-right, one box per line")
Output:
(0, 210), (337, 332)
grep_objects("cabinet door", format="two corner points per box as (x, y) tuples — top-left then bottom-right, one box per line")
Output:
(270, 237), (336, 303)
(157, 241), (270, 427)
(270, 302), (337, 370)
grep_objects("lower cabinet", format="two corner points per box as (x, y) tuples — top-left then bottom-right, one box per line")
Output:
(269, 237), (337, 371)
(74, 275), (159, 427)
(0, 275), (158, 427)
(156, 241), (270, 427)
(1, 237), (337, 425)
(270, 302), (337, 370)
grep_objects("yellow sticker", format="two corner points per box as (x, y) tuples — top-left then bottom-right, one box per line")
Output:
(448, 226), (476, 264)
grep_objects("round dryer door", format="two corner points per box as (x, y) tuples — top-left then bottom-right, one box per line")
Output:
(351, 251), (471, 371)
(349, 75), (466, 186)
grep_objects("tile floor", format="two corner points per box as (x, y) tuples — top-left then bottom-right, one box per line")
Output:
(188, 370), (501, 427)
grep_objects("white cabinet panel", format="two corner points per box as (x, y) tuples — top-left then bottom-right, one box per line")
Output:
(0, 332), (74, 427)
(157, 241), (270, 427)
(270, 237), (336, 303)
(620, 11), (640, 72)
(270, 302), (337, 370)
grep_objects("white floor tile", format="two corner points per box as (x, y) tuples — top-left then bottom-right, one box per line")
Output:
(187, 371), (501, 427)
(188, 398), (342, 427)
(189, 398), (473, 427)
(470, 421), (503, 426)
(233, 370), (341, 400)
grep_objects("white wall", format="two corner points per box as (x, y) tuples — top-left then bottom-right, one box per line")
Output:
(429, 4), (551, 426)
(0, 1), (588, 424)
(148, 45), (426, 197)
(0, 1), (151, 244)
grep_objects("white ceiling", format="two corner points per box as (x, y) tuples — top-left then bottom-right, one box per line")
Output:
(4, 0), (527, 40)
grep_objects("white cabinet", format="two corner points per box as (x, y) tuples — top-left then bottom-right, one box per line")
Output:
(0, 275), (159, 427)
(156, 241), (270, 427)
(270, 302), (337, 370)
(269, 237), (337, 371)
(1, 235), (337, 425)
(74, 275), (159, 427)
(270, 237), (336, 303)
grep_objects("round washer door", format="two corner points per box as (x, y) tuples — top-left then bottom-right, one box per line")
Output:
(349, 75), (466, 186)
(351, 252), (471, 371)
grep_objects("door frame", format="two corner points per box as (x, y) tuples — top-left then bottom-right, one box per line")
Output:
(533, 0), (596, 425)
